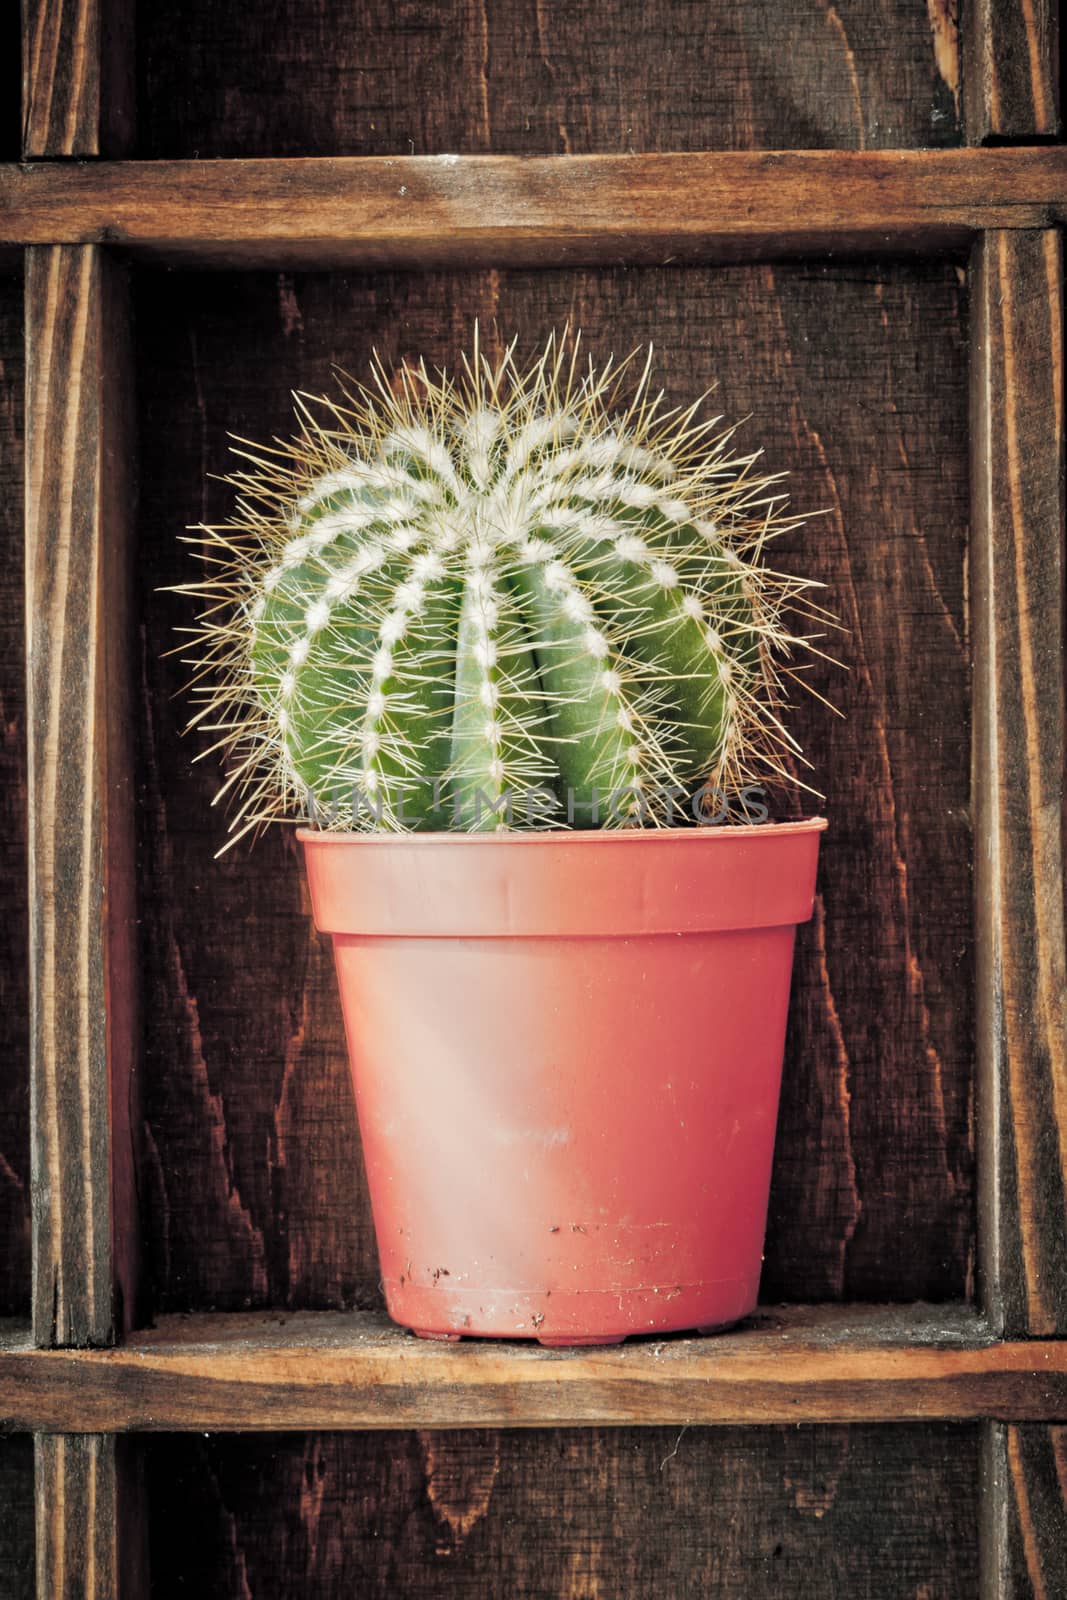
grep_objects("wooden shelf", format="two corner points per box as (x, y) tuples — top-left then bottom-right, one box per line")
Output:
(1, 148), (1066, 267)
(2, 1305), (1066, 1433)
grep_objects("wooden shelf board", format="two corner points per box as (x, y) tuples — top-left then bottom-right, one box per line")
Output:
(2, 1304), (1066, 1432)
(1, 149), (1065, 267)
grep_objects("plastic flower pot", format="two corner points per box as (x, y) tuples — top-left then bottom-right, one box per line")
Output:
(299, 818), (826, 1345)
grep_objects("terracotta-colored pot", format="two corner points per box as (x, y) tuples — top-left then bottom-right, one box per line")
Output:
(299, 820), (826, 1344)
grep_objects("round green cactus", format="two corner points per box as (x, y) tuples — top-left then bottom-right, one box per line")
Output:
(179, 332), (823, 842)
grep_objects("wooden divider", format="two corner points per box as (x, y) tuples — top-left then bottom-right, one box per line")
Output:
(23, 239), (139, 1595)
(21, 0), (134, 158)
(970, 229), (1066, 1344)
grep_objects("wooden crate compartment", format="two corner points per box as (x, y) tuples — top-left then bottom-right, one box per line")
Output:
(139, 1423), (980, 1599)
(134, 0), (962, 161)
(134, 259), (973, 1320)
(0, 271), (29, 1321)
(7, 1), (1066, 1592)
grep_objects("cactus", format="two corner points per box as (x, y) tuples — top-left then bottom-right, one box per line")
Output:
(178, 332), (825, 843)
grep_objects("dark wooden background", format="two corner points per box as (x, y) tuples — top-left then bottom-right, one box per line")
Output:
(0, 1436), (35, 1600)
(7, 0), (1062, 1594)
(143, 1424), (979, 1599)
(1, 4), (19, 163)
(137, 0), (962, 156)
(0, 274), (29, 1321)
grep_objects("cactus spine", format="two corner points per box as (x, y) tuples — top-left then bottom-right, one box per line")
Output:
(179, 332), (822, 843)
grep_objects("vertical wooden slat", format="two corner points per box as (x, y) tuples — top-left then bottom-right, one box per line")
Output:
(972, 225), (1067, 1597)
(963, 0), (1060, 141)
(980, 1424), (1067, 1598)
(33, 1437), (145, 1600)
(25, 243), (140, 1350)
(970, 228), (1067, 1342)
(23, 20), (138, 1600)
(34, 1435), (117, 1600)
(966, 33), (1063, 1600)
(23, 16), (140, 1600)
(21, 0), (135, 158)
(27, 245), (142, 1594)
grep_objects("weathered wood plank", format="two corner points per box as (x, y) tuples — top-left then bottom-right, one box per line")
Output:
(0, 274), (30, 1319)
(0, 150), (1065, 267)
(980, 1424), (1067, 1598)
(21, 0), (135, 158)
(143, 1424), (980, 1599)
(137, 0), (961, 158)
(34, 1434), (116, 1600)
(138, 262), (971, 1312)
(25, 244), (141, 1347)
(970, 230), (1067, 1339)
(964, 0), (1060, 142)
(2, 1305), (1066, 1431)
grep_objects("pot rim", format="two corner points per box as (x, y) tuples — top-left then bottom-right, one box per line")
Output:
(299, 816), (827, 935)
(296, 816), (828, 847)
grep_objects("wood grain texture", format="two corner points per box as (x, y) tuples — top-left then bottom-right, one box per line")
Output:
(3, 1306), (1067, 1432)
(1, 149), (1066, 268)
(21, 0), (135, 157)
(0, 276), (30, 1320)
(970, 231), (1067, 1339)
(963, 0), (1060, 141)
(34, 1434), (116, 1600)
(0, 1437), (35, 1600)
(136, 0), (961, 157)
(142, 1425), (979, 1598)
(980, 1425), (1067, 1599)
(137, 262), (971, 1314)
(25, 245), (142, 1347)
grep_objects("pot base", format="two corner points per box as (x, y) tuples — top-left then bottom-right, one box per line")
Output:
(386, 1277), (757, 1345)
(412, 1328), (626, 1346)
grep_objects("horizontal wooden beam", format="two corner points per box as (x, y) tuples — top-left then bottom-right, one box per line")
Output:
(0, 150), (1065, 267)
(1, 1305), (1066, 1432)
